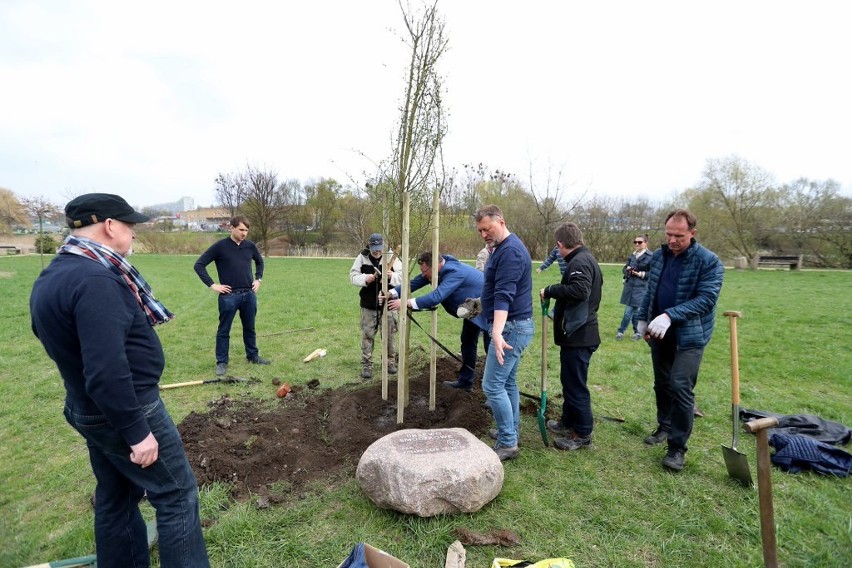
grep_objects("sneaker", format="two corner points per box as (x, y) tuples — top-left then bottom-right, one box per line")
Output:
(443, 380), (473, 392)
(215, 362), (228, 376)
(387, 363), (398, 375)
(493, 443), (519, 461)
(248, 356), (271, 365)
(361, 366), (372, 379)
(615, 332), (625, 341)
(554, 433), (592, 451)
(644, 427), (669, 445)
(662, 448), (685, 471)
(631, 333), (642, 341)
(546, 419), (571, 436)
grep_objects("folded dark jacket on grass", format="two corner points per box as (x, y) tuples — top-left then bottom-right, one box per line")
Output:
(740, 408), (851, 446)
(769, 433), (852, 477)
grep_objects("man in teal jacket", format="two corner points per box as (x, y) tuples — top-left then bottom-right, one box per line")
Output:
(637, 209), (724, 472)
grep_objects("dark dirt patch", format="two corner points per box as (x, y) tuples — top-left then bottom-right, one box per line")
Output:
(178, 357), (500, 500)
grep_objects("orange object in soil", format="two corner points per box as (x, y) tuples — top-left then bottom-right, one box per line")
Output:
(276, 383), (291, 398)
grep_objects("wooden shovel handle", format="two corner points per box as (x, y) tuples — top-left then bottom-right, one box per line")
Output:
(160, 380), (204, 390)
(723, 311), (742, 405)
(744, 416), (779, 434)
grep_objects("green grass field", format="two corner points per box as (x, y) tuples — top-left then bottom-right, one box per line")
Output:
(1, 254), (849, 567)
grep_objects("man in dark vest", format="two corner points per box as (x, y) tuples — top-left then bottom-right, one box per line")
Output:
(349, 233), (403, 379)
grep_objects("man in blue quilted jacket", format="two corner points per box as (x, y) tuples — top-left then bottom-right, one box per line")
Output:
(636, 209), (724, 472)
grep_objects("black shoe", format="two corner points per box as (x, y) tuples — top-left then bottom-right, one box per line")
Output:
(442, 380), (473, 392)
(387, 364), (398, 375)
(361, 366), (372, 379)
(215, 362), (227, 376)
(493, 443), (519, 461)
(644, 427), (669, 445)
(554, 433), (592, 451)
(248, 356), (271, 365)
(662, 448), (685, 471)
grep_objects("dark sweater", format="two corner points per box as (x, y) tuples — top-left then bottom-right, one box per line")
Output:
(30, 254), (165, 446)
(481, 233), (533, 322)
(194, 237), (264, 289)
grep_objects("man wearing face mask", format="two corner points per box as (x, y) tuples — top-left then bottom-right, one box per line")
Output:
(349, 233), (403, 379)
(637, 209), (724, 472)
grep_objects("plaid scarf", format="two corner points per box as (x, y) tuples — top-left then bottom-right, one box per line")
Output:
(59, 235), (174, 326)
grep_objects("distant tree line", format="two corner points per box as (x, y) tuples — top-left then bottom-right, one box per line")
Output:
(1, 154), (848, 268)
(213, 155), (850, 268)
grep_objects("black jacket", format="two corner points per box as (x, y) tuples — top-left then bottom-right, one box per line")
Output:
(543, 246), (603, 348)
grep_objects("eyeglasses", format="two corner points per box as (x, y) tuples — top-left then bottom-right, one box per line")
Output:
(634, 241), (644, 244)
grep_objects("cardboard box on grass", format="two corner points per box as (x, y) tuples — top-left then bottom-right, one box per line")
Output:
(336, 543), (410, 568)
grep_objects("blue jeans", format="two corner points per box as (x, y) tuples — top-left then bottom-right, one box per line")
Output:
(64, 398), (209, 568)
(559, 345), (598, 437)
(216, 290), (258, 363)
(649, 341), (705, 452)
(617, 305), (639, 334)
(482, 318), (535, 448)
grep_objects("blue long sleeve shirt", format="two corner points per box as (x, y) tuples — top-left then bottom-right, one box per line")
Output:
(539, 246), (567, 275)
(194, 236), (264, 289)
(481, 233), (533, 322)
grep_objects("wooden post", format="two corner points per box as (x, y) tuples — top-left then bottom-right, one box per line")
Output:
(381, 191), (390, 401)
(397, 192), (411, 423)
(429, 185), (440, 410)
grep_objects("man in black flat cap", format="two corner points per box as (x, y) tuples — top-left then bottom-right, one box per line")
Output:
(30, 193), (209, 567)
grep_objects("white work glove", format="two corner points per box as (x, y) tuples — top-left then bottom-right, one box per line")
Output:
(456, 297), (482, 319)
(637, 320), (648, 337)
(647, 314), (672, 339)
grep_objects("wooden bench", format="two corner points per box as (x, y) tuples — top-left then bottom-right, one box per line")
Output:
(757, 255), (801, 270)
(0, 245), (22, 255)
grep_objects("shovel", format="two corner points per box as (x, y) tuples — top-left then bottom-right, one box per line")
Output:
(722, 311), (753, 487)
(744, 416), (780, 568)
(537, 298), (550, 447)
(159, 376), (254, 390)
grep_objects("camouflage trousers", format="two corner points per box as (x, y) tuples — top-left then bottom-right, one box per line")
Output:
(360, 307), (397, 367)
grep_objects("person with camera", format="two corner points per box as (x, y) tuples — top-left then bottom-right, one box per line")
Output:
(616, 235), (651, 341)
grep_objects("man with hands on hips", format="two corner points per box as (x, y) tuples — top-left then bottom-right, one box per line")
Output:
(194, 215), (270, 377)
(636, 209), (724, 472)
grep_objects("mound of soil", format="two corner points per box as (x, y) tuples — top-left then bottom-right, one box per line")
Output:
(177, 357), (495, 500)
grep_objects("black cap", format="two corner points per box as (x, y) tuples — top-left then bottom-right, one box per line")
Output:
(368, 232), (383, 252)
(65, 193), (150, 229)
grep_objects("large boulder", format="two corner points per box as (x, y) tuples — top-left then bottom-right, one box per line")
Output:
(355, 428), (503, 517)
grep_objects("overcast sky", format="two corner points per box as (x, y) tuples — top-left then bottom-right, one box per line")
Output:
(2, 0), (850, 210)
